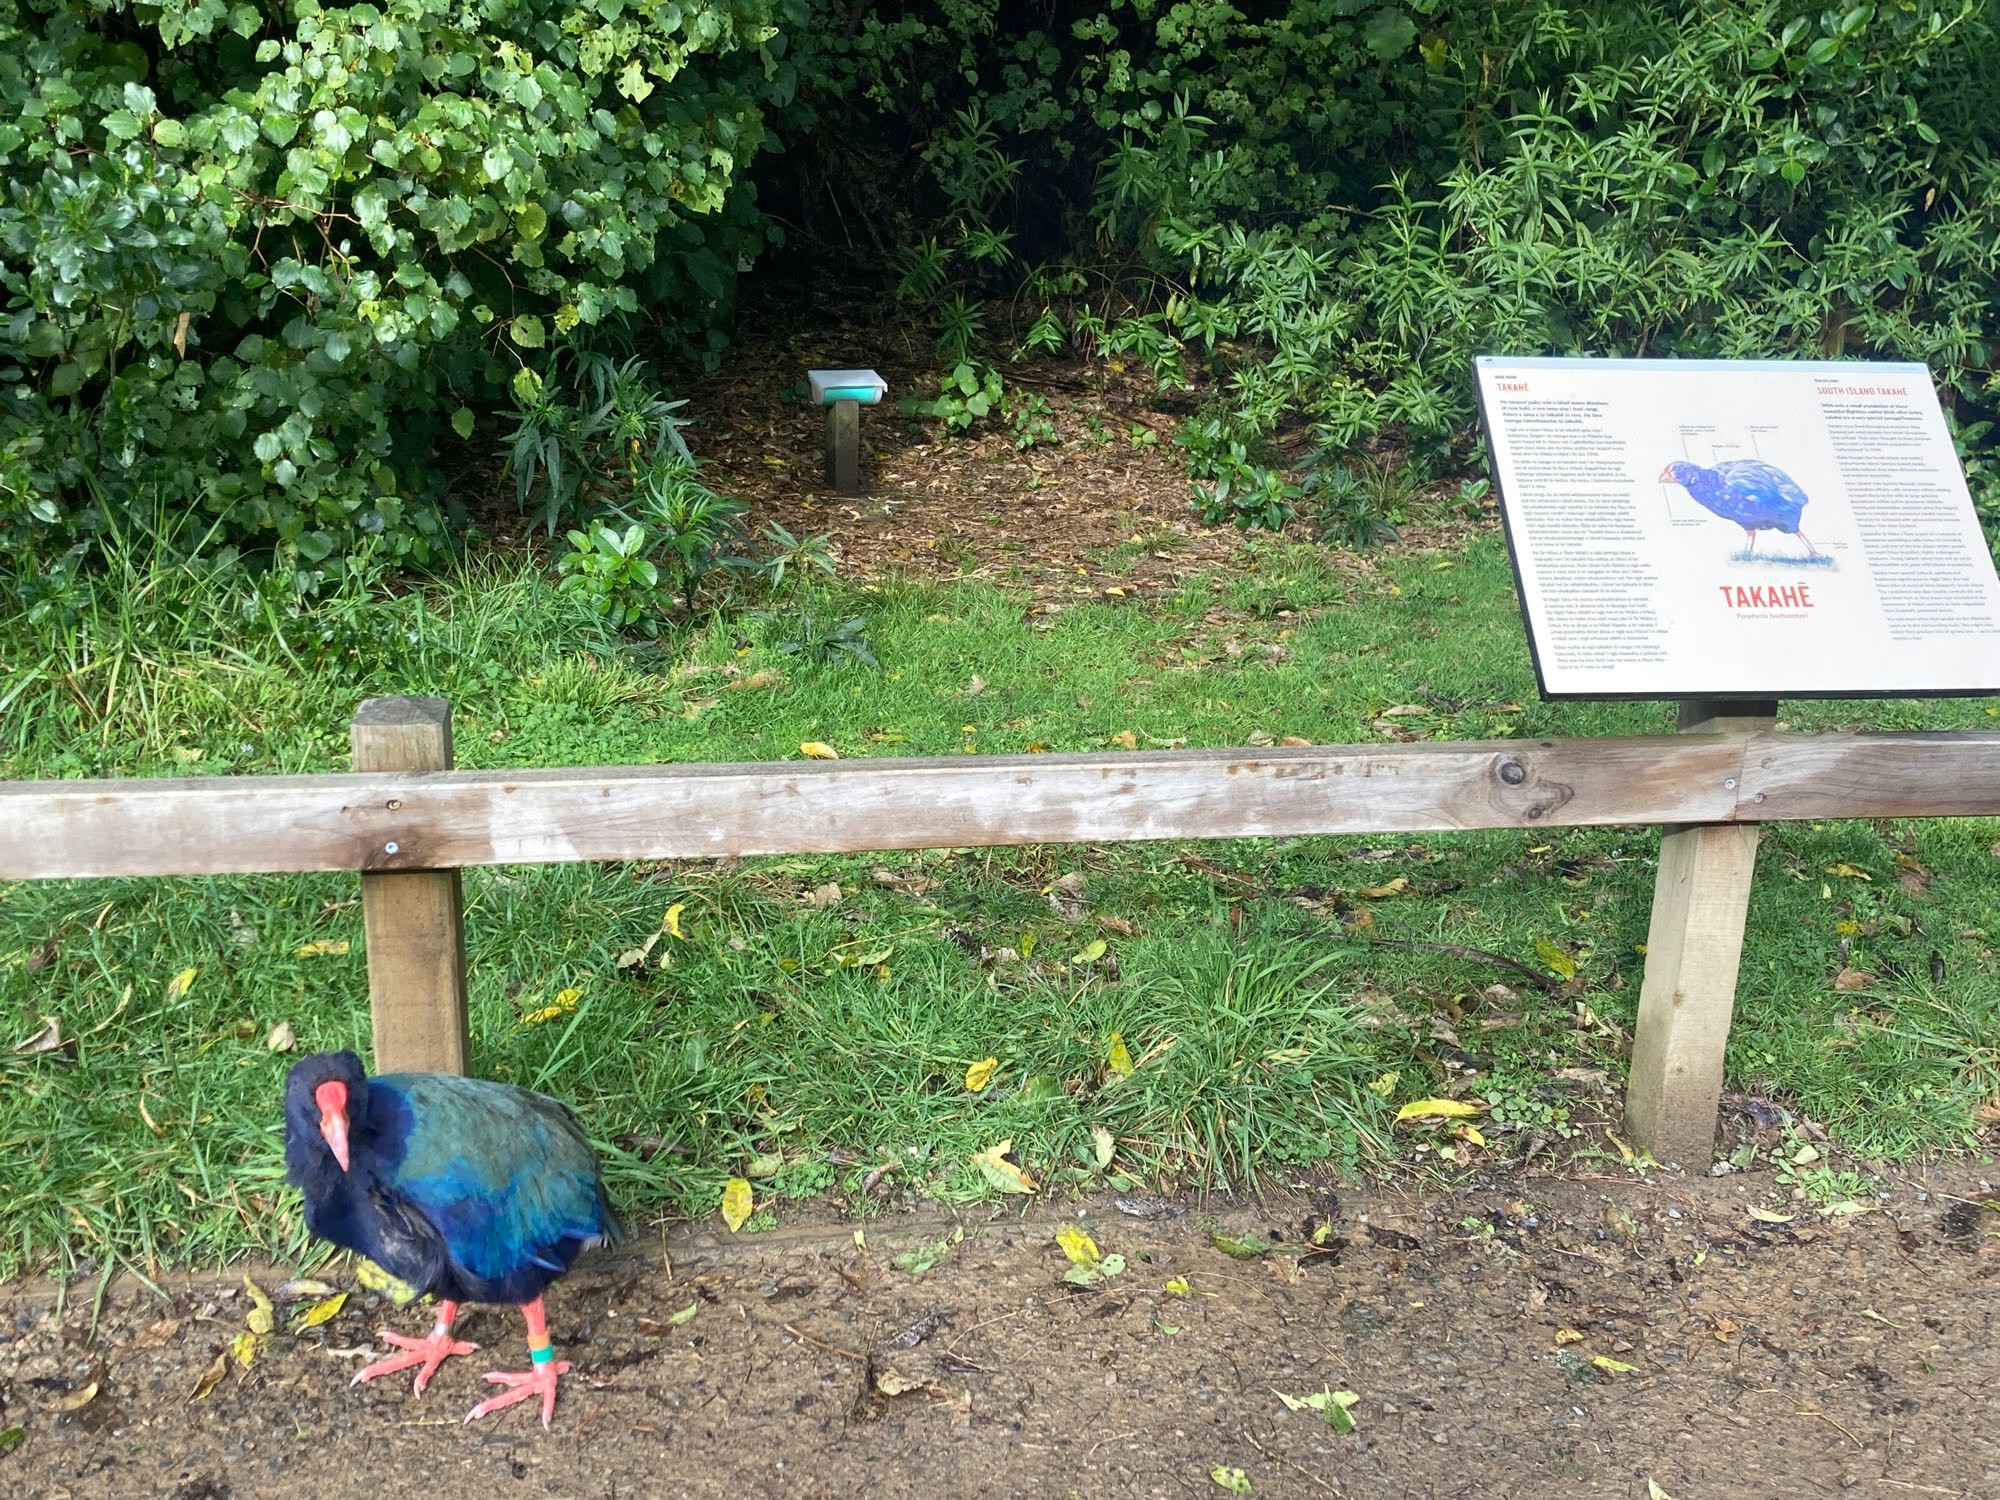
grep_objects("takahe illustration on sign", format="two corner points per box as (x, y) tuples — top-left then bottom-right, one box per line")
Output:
(1658, 458), (1829, 564)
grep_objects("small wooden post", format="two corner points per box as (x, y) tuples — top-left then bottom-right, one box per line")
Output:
(826, 398), (860, 493)
(349, 697), (470, 1076)
(1625, 699), (1776, 1166)
(808, 369), (884, 495)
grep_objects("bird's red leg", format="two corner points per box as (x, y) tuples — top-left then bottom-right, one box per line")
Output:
(1796, 529), (1822, 558)
(1743, 527), (1757, 556)
(352, 1299), (479, 1395)
(464, 1294), (571, 1428)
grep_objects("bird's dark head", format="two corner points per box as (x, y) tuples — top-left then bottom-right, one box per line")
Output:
(285, 1050), (369, 1175)
(1659, 461), (1698, 487)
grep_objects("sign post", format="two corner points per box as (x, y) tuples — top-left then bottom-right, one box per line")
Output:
(1476, 357), (2000, 1163)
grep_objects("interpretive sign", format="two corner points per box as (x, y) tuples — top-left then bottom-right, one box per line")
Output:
(1475, 356), (2000, 699)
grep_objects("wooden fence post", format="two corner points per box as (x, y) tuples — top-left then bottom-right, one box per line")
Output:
(1624, 699), (1777, 1166)
(349, 697), (470, 1075)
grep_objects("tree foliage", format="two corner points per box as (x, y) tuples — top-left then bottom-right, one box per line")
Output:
(1, 0), (775, 579)
(7, 0), (1999, 579)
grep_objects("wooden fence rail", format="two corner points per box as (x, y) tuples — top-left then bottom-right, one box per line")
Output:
(5, 696), (1999, 1166)
(8, 731), (1999, 881)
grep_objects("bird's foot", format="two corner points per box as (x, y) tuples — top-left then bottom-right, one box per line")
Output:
(352, 1327), (480, 1395)
(464, 1359), (571, 1428)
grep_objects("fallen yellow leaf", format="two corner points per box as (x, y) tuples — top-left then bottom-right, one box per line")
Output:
(799, 741), (840, 760)
(965, 1056), (999, 1092)
(972, 1140), (1038, 1194)
(1106, 1031), (1135, 1079)
(1109, 729), (1138, 750)
(1164, 1275), (1192, 1295)
(164, 966), (198, 1003)
(1554, 1327), (1584, 1344)
(1826, 862), (1873, 881)
(721, 1177), (754, 1232)
(290, 1291), (348, 1332)
(293, 940), (350, 958)
(1358, 877), (1409, 899)
(1591, 1354), (1638, 1374)
(1055, 1223), (1101, 1266)
(1071, 939), (1108, 965)
(231, 1331), (260, 1369)
(1533, 937), (1578, 980)
(1395, 1098), (1485, 1122)
(243, 1274), (274, 1336)
(664, 903), (687, 940)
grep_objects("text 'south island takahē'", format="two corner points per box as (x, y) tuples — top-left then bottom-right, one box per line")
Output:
(1658, 459), (1823, 559)
(284, 1050), (620, 1426)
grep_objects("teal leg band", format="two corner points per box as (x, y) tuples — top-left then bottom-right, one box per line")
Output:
(529, 1344), (555, 1367)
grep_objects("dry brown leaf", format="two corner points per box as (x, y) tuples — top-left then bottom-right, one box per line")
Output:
(1379, 703), (1427, 717)
(14, 1015), (69, 1056)
(45, 1380), (100, 1413)
(725, 667), (784, 692)
(1833, 968), (1874, 992)
(1358, 877), (1409, 899)
(873, 1367), (927, 1397)
(265, 1021), (296, 1053)
(807, 882), (842, 910)
(188, 1352), (228, 1402)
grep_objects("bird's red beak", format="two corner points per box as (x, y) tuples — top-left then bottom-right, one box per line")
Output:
(314, 1079), (352, 1172)
(1658, 465), (1676, 483)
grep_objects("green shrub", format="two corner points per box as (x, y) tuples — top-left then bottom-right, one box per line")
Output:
(0, 0), (774, 582)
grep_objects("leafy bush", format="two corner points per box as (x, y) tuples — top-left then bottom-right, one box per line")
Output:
(791, 0), (2000, 538)
(502, 349), (694, 534)
(0, 0), (774, 584)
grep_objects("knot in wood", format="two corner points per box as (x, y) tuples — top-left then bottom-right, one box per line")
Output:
(1496, 759), (1528, 787)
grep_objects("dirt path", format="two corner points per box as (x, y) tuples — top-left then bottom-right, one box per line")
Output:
(8, 1165), (2000, 1499)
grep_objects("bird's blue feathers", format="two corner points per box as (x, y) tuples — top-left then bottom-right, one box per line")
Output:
(1665, 459), (1810, 534)
(284, 1051), (619, 1307)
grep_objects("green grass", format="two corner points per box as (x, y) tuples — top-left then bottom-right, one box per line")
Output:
(2, 529), (1997, 1279)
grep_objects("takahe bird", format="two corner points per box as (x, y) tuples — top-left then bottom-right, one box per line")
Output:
(283, 1050), (620, 1426)
(1658, 459), (1821, 558)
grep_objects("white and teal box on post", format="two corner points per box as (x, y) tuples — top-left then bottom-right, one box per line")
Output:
(807, 368), (887, 494)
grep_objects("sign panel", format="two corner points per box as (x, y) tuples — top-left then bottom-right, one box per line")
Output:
(1475, 356), (2000, 699)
